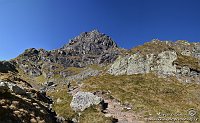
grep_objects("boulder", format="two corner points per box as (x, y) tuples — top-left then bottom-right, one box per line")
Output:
(156, 51), (177, 75)
(127, 54), (153, 75)
(70, 91), (102, 111)
(7, 83), (26, 95)
(109, 51), (177, 75)
(0, 81), (9, 93)
(65, 68), (99, 84)
(0, 81), (26, 95)
(0, 61), (17, 73)
(29, 68), (42, 77)
(45, 81), (54, 86)
(108, 55), (129, 75)
(108, 54), (153, 75)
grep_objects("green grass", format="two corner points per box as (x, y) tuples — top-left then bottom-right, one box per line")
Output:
(79, 106), (113, 123)
(47, 87), (113, 122)
(87, 64), (105, 71)
(65, 67), (84, 75)
(47, 88), (76, 119)
(130, 41), (173, 55)
(81, 73), (200, 119)
(34, 75), (46, 84)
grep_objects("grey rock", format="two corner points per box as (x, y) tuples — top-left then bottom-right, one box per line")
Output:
(190, 71), (198, 76)
(108, 55), (129, 75)
(56, 98), (62, 103)
(45, 81), (54, 86)
(15, 30), (119, 77)
(155, 51), (177, 75)
(109, 51), (177, 75)
(29, 68), (42, 77)
(7, 83), (26, 95)
(0, 81), (9, 93)
(70, 91), (102, 111)
(181, 50), (191, 56)
(0, 81), (26, 95)
(181, 66), (190, 75)
(65, 68), (99, 84)
(127, 54), (153, 75)
(0, 61), (17, 73)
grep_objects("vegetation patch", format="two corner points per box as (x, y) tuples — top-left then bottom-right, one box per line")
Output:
(81, 73), (200, 119)
(79, 106), (114, 123)
(174, 54), (200, 71)
(130, 40), (174, 55)
(34, 75), (46, 84)
(47, 88), (76, 119)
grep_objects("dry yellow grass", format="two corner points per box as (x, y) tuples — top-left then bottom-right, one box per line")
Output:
(81, 73), (200, 119)
(47, 87), (76, 119)
(174, 54), (200, 71)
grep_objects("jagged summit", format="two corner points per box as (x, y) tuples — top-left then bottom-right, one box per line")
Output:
(21, 29), (118, 56)
(4, 32), (200, 122)
(62, 29), (118, 52)
(14, 30), (120, 78)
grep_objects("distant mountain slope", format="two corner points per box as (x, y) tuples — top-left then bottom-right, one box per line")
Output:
(1, 30), (200, 122)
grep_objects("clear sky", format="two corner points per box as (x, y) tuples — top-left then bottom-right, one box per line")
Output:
(0, 0), (200, 60)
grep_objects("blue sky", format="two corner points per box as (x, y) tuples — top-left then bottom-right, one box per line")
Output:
(0, 0), (200, 60)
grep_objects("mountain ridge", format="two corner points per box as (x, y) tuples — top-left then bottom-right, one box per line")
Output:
(0, 30), (200, 123)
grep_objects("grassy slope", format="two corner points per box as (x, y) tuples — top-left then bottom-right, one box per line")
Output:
(81, 73), (200, 119)
(175, 54), (200, 71)
(47, 86), (113, 122)
(47, 87), (76, 119)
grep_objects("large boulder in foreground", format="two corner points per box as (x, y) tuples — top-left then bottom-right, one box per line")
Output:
(70, 91), (102, 112)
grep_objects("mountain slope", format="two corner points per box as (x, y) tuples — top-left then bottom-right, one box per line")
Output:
(1, 30), (200, 122)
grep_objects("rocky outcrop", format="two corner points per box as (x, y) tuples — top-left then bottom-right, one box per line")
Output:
(0, 80), (58, 123)
(0, 81), (26, 95)
(70, 91), (102, 112)
(4, 31), (200, 122)
(62, 30), (118, 58)
(0, 61), (17, 73)
(155, 51), (177, 75)
(8, 83), (26, 95)
(109, 51), (177, 75)
(14, 30), (119, 77)
(108, 54), (151, 75)
(65, 68), (99, 84)
(109, 40), (200, 83)
(0, 81), (10, 93)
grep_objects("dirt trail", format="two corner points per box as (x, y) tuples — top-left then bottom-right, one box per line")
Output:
(103, 98), (144, 123)
(69, 87), (144, 123)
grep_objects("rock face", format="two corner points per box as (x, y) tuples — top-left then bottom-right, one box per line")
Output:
(15, 30), (119, 77)
(0, 61), (17, 73)
(2, 31), (200, 122)
(109, 51), (177, 75)
(109, 40), (200, 83)
(7, 83), (26, 95)
(62, 29), (118, 62)
(155, 51), (177, 74)
(0, 81), (26, 95)
(0, 81), (57, 123)
(65, 68), (99, 84)
(0, 81), (10, 93)
(70, 91), (102, 112)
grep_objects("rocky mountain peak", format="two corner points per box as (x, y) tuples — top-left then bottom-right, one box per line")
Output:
(23, 48), (39, 56)
(62, 30), (118, 53)
(4, 33), (200, 123)
(14, 30), (120, 78)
